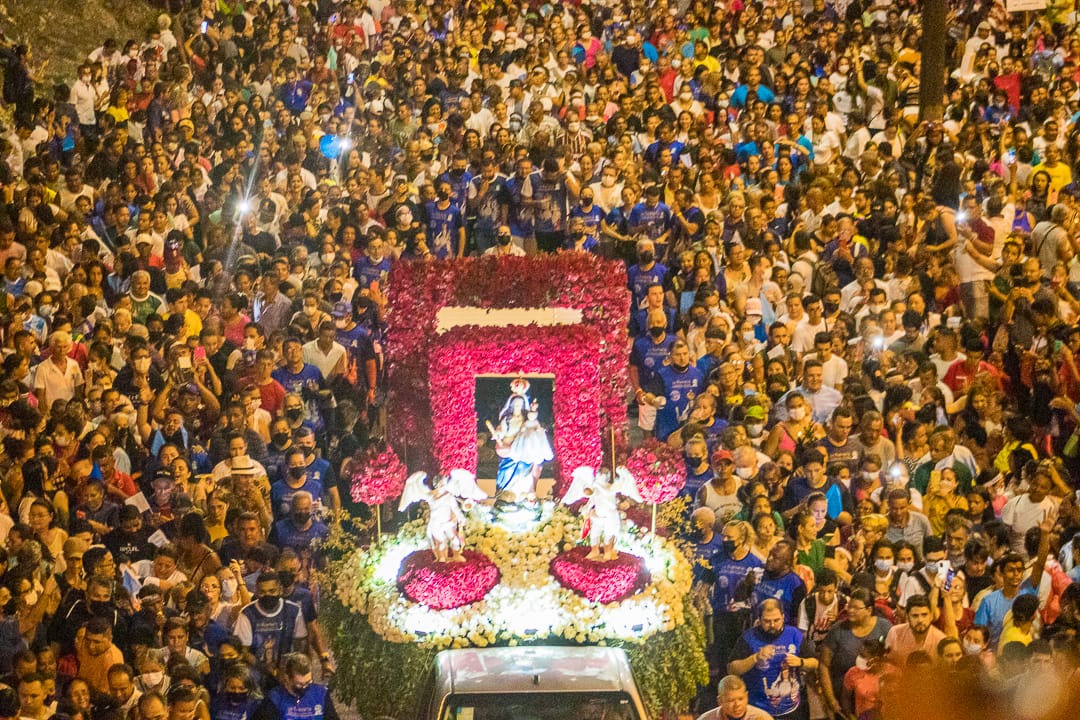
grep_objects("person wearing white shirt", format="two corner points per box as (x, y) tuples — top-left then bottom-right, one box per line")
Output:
(791, 296), (829, 355)
(803, 332), (848, 391)
(1001, 470), (1057, 556)
(302, 324), (347, 382)
(72, 65), (100, 130)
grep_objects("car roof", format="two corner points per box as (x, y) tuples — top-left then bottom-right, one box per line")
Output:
(435, 646), (633, 695)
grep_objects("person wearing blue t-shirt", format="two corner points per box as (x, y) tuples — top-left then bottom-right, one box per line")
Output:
(436, 155), (473, 212)
(628, 186), (673, 263)
(468, 159), (509, 254)
(646, 340), (705, 441)
(568, 190), (605, 248)
(712, 520), (764, 672)
(682, 437), (714, 500)
(974, 528), (1051, 645)
(269, 491), (330, 555)
(523, 157), (569, 252)
(272, 338), (328, 433)
(730, 67), (776, 109)
(630, 310), (676, 435)
(728, 598), (818, 720)
(626, 238), (668, 309)
(751, 540), (808, 626)
(352, 237), (392, 291)
(270, 447), (325, 520)
(424, 179), (466, 259)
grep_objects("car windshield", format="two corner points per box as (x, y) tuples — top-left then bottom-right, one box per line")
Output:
(441, 691), (640, 720)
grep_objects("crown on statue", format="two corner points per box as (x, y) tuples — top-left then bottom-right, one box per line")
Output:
(509, 376), (530, 396)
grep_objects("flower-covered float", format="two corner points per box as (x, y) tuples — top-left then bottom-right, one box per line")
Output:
(323, 256), (707, 719)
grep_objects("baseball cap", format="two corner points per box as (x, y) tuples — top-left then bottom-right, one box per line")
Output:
(745, 298), (763, 316)
(331, 301), (352, 318)
(711, 449), (734, 464)
(231, 455), (256, 475)
(744, 405), (766, 421)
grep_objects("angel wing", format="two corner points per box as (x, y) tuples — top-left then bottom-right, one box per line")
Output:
(398, 471), (431, 511)
(444, 468), (488, 502)
(561, 466), (595, 505)
(613, 466), (644, 503)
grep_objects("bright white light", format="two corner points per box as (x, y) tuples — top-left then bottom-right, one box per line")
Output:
(339, 137), (353, 151)
(373, 536), (424, 584)
(237, 199), (252, 215)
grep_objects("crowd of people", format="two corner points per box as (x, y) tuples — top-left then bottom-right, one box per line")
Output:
(0, 0), (1079, 719)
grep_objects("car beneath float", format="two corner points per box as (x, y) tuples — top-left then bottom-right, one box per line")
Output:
(414, 646), (649, 720)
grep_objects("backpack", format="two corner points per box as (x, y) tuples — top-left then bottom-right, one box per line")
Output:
(1040, 559), (1073, 626)
(811, 258), (840, 299)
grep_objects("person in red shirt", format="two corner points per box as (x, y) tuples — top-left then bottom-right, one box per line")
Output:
(943, 338), (1002, 395)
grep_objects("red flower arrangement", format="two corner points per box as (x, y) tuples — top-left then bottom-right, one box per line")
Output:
(625, 439), (687, 504)
(549, 546), (650, 603)
(346, 445), (408, 506)
(384, 254), (631, 491)
(397, 550), (501, 610)
(429, 325), (604, 491)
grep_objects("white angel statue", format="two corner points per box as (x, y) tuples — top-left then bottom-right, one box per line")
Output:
(398, 469), (488, 562)
(561, 466), (642, 561)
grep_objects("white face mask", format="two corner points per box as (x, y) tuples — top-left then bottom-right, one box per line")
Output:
(140, 672), (165, 688)
(321, 252), (336, 265)
(735, 466), (754, 480)
(134, 358), (151, 374)
(601, 175), (616, 187)
(567, 122), (580, 133)
(221, 576), (238, 601)
(746, 423), (765, 438)
(963, 641), (983, 655)
(398, 211), (413, 225)
(788, 407), (806, 422)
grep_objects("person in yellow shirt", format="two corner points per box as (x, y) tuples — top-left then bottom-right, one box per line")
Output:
(997, 593), (1039, 652)
(1034, 144), (1072, 193)
(162, 287), (203, 338)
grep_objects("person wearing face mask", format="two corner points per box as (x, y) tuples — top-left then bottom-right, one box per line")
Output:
(589, 165), (623, 216)
(276, 550), (334, 676)
(257, 653), (339, 720)
(210, 663), (259, 720)
(468, 159), (509, 254)
(897, 536), (950, 611)
(728, 598), (818, 720)
(268, 491), (329, 556)
(390, 203), (426, 258)
(839, 638), (897, 719)
(234, 571), (307, 679)
(708, 520), (764, 677)
(270, 447), (325, 522)
(424, 179), (466, 259)
(682, 437), (714, 499)
(743, 405), (768, 447)
(435, 154), (472, 212)
(627, 238), (668, 309)
(569, 189), (604, 248)
(630, 309), (676, 436)
(483, 225), (526, 257)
